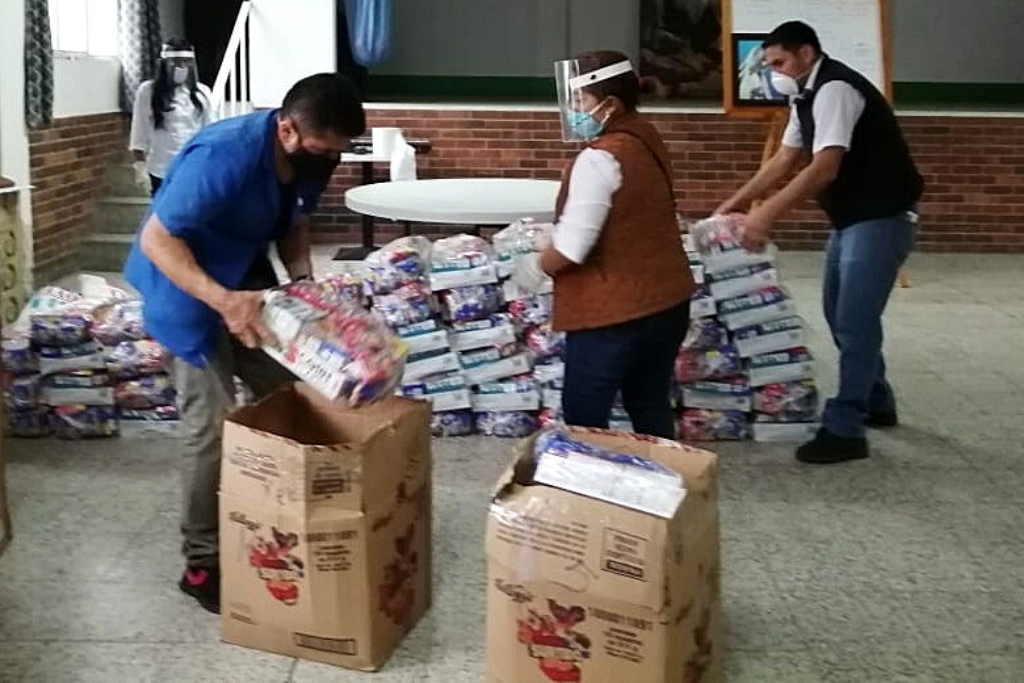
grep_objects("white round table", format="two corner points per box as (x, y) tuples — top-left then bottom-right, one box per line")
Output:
(345, 178), (559, 226)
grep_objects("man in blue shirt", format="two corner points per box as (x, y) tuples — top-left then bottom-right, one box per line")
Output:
(124, 73), (365, 613)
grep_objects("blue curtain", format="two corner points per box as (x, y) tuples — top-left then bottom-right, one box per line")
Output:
(344, 0), (392, 67)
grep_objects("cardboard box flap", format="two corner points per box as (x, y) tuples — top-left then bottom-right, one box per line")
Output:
(223, 384), (431, 512)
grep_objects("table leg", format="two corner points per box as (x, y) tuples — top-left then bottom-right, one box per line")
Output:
(334, 161), (378, 261)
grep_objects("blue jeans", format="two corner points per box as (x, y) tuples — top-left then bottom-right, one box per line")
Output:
(562, 301), (689, 439)
(821, 212), (916, 438)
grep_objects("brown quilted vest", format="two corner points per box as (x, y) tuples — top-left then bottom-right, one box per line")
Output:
(552, 112), (695, 332)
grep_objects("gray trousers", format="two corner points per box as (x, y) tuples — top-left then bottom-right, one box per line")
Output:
(174, 330), (295, 569)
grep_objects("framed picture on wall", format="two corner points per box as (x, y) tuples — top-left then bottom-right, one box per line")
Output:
(731, 33), (788, 107)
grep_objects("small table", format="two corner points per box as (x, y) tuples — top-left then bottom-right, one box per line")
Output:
(338, 178), (559, 260)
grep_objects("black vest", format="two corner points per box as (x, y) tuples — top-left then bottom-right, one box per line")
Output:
(795, 56), (923, 229)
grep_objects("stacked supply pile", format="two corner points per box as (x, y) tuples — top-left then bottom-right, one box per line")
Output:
(30, 287), (119, 439)
(98, 300), (179, 436)
(676, 233), (750, 441)
(2, 337), (47, 437)
(493, 221), (562, 433)
(689, 215), (820, 442)
(431, 234), (537, 438)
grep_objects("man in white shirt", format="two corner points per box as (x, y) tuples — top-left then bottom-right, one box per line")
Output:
(716, 21), (923, 464)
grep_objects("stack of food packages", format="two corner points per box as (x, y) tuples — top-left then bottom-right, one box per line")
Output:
(2, 279), (182, 439)
(678, 215), (820, 442)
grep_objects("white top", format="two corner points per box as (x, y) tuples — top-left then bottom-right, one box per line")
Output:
(782, 58), (866, 154)
(344, 178), (559, 225)
(129, 80), (215, 178)
(552, 148), (623, 264)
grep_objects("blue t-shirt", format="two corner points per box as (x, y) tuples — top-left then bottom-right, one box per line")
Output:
(124, 109), (325, 366)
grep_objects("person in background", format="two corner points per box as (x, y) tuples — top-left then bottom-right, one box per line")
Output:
(124, 73), (365, 613)
(129, 38), (214, 196)
(514, 51), (695, 439)
(716, 21), (923, 464)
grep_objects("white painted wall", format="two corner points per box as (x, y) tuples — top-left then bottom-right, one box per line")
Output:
(0, 0), (34, 281)
(250, 0), (337, 107)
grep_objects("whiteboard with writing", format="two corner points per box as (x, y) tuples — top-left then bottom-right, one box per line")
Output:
(732, 0), (886, 94)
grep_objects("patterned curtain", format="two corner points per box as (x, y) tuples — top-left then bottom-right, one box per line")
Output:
(24, 0), (54, 129)
(118, 0), (162, 113)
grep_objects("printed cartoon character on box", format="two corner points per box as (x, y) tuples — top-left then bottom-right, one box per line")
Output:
(379, 524), (418, 625)
(499, 581), (592, 682)
(248, 527), (305, 605)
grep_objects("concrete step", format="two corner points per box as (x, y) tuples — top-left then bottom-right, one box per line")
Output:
(106, 163), (153, 198)
(93, 196), (150, 234)
(78, 232), (134, 273)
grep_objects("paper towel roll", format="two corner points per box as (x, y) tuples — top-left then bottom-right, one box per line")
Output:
(372, 127), (401, 158)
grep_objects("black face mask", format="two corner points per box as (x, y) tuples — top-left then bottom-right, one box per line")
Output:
(286, 148), (340, 184)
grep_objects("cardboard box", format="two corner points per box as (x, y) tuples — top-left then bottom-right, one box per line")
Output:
(220, 384), (432, 671)
(487, 428), (721, 683)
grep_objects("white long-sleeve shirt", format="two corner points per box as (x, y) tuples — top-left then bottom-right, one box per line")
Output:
(551, 147), (623, 264)
(129, 80), (215, 178)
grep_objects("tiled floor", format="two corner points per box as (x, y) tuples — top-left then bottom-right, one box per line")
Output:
(3, 252), (1024, 682)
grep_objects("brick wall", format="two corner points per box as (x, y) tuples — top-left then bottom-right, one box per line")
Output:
(28, 113), (129, 282)
(316, 110), (1024, 252)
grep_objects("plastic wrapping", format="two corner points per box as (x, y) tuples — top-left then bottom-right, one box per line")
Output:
(37, 341), (107, 375)
(506, 293), (553, 328)
(316, 272), (367, 309)
(753, 380), (819, 420)
(47, 370), (111, 388)
(431, 409), (475, 437)
(30, 306), (93, 346)
(91, 299), (146, 346)
(680, 409), (750, 441)
(688, 214), (746, 254)
(431, 234), (494, 273)
(5, 406), (52, 437)
(524, 324), (565, 363)
(682, 317), (728, 351)
(2, 337), (37, 375)
(439, 284), (501, 324)
(120, 405), (180, 422)
(106, 340), (169, 379)
(4, 374), (41, 410)
(365, 236), (432, 295)
(261, 282), (408, 406)
(538, 406), (564, 428)
(371, 282), (434, 328)
(475, 410), (538, 438)
(115, 374), (176, 409)
(50, 404), (119, 439)
(674, 345), (742, 383)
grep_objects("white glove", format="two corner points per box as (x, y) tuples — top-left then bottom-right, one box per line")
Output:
(511, 252), (552, 294)
(133, 161), (151, 192)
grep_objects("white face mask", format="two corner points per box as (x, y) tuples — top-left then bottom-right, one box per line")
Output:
(771, 71), (801, 98)
(172, 66), (189, 85)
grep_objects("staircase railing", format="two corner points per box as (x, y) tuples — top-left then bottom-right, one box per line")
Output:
(211, 1), (253, 118)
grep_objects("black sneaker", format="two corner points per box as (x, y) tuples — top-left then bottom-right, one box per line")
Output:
(864, 411), (898, 428)
(795, 428), (869, 464)
(179, 565), (220, 614)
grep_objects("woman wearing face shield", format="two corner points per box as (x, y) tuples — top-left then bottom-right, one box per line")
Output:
(513, 51), (695, 439)
(129, 39), (215, 196)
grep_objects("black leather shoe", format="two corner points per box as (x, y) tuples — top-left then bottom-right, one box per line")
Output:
(864, 411), (898, 428)
(795, 428), (869, 464)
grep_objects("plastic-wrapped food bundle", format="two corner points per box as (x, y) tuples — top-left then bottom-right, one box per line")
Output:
(31, 305), (93, 346)
(524, 324), (565, 363)
(115, 374), (176, 410)
(682, 378), (753, 412)
(37, 341), (107, 375)
(316, 272), (367, 309)
(261, 282), (408, 406)
(493, 219), (554, 278)
(2, 337), (37, 375)
(682, 317), (729, 351)
(753, 380), (819, 421)
(675, 345), (742, 383)
(106, 340), (169, 379)
(507, 293), (553, 328)
(688, 214), (745, 254)
(50, 404), (119, 439)
(371, 281), (433, 328)
(91, 299), (146, 346)
(440, 283), (501, 324)
(431, 234), (494, 273)
(4, 374), (41, 410)
(365, 236), (432, 295)
(680, 409), (749, 441)
(5, 406), (51, 437)
(531, 429), (685, 517)
(13, 286), (83, 333)
(475, 410), (538, 438)
(431, 410), (475, 437)
(538, 406), (563, 428)
(47, 370), (110, 388)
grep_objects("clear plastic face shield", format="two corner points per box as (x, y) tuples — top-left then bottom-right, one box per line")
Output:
(553, 58), (634, 142)
(160, 46), (196, 85)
